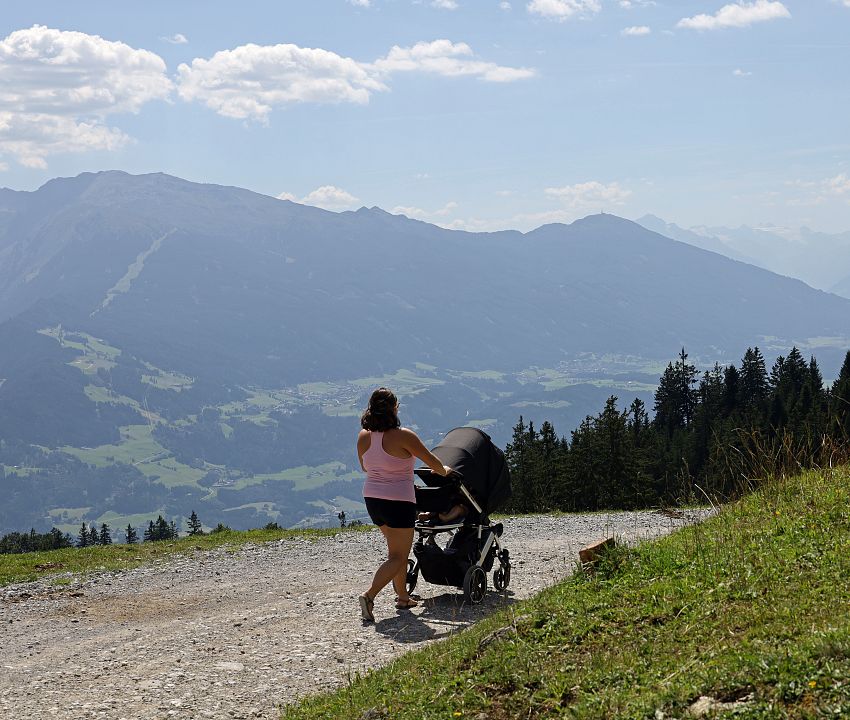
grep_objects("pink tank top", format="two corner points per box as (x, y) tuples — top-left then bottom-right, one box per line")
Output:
(362, 431), (416, 503)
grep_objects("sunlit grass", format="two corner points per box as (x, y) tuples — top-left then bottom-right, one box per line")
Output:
(282, 466), (850, 719)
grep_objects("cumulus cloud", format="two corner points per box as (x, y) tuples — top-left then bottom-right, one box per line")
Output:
(162, 33), (188, 44)
(527, 0), (601, 21)
(373, 40), (535, 82)
(177, 44), (386, 121)
(349, 0), (371, 6)
(432, 0), (459, 8)
(278, 186), (360, 209)
(178, 39), (533, 122)
(0, 25), (171, 168)
(391, 201), (458, 220)
(621, 25), (651, 35)
(678, 1), (790, 31)
(824, 173), (850, 196)
(620, 0), (656, 7)
(733, 68), (752, 76)
(545, 181), (632, 209)
(500, 1), (512, 9)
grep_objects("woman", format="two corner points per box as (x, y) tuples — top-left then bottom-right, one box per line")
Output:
(357, 387), (452, 622)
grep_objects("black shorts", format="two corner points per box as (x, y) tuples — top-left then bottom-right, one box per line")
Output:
(364, 497), (417, 529)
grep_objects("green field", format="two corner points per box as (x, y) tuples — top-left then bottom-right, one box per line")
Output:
(233, 461), (360, 491)
(0, 525), (372, 587)
(61, 424), (204, 487)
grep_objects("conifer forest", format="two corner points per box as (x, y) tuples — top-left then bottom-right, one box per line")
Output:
(504, 346), (850, 512)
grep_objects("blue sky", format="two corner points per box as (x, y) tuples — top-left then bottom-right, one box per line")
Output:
(1, 0), (849, 232)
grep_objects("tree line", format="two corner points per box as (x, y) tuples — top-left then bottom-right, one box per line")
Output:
(505, 347), (850, 512)
(0, 511), (207, 555)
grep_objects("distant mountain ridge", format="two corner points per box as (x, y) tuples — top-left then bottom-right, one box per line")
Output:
(2, 171), (850, 534)
(636, 214), (850, 299)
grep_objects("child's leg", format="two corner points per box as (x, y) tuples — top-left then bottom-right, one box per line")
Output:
(438, 504), (468, 523)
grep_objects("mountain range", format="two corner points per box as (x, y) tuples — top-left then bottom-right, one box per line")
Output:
(2, 171), (849, 534)
(637, 214), (850, 299)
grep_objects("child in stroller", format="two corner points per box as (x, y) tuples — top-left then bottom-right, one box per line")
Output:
(405, 427), (513, 604)
(417, 490), (469, 525)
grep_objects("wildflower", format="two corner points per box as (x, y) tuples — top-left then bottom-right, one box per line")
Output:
(808, 680), (817, 688)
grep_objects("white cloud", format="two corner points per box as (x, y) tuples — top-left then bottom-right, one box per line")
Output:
(825, 173), (850, 196)
(391, 201), (458, 220)
(178, 39), (533, 121)
(432, 0), (459, 8)
(621, 25), (651, 35)
(620, 0), (655, 7)
(373, 40), (535, 82)
(278, 186), (360, 209)
(545, 181), (632, 209)
(162, 33), (188, 44)
(786, 174), (850, 206)
(678, 1), (790, 31)
(733, 68), (752, 76)
(527, 0), (601, 21)
(177, 44), (387, 121)
(349, 0), (371, 6)
(499, 1), (512, 9)
(0, 25), (171, 167)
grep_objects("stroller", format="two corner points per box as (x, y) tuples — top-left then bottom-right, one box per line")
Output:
(406, 427), (512, 605)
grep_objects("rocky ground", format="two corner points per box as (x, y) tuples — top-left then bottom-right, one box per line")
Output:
(0, 511), (704, 720)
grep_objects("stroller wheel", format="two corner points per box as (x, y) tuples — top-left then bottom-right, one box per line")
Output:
(463, 566), (487, 604)
(405, 559), (418, 594)
(493, 564), (510, 592)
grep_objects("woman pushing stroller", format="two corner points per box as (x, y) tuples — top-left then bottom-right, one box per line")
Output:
(357, 387), (454, 622)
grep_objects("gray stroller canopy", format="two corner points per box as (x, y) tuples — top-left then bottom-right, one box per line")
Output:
(429, 427), (512, 516)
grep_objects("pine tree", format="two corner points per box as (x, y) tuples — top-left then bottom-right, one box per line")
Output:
(829, 350), (850, 439)
(169, 520), (179, 540)
(125, 524), (138, 544)
(187, 511), (203, 536)
(77, 523), (89, 548)
(88, 525), (98, 546)
(143, 521), (155, 542)
(99, 523), (112, 546)
(653, 350), (699, 437)
(739, 346), (768, 418)
(505, 416), (531, 512)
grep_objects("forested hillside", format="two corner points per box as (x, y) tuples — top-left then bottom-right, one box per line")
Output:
(506, 347), (850, 511)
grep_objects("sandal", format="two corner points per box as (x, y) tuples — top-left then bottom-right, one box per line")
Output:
(359, 593), (374, 622)
(395, 597), (419, 609)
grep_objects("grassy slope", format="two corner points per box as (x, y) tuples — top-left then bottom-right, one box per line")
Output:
(283, 467), (850, 719)
(0, 526), (369, 587)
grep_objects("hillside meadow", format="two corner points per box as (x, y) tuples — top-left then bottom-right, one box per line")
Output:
(282, 466), (850, 719)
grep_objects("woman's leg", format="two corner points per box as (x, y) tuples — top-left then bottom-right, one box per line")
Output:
(366, 525), (415, 602)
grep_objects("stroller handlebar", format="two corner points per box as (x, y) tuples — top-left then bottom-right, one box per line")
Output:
(414, 467), (463, 484)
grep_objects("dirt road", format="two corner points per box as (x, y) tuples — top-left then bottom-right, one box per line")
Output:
(0, 512), (700, 719)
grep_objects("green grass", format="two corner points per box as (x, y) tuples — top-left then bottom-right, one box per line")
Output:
(233, 461), (358, 491)
(283, 466), (850, 719)
(0, 525), (371, 588)
(62, 424), (205, 487)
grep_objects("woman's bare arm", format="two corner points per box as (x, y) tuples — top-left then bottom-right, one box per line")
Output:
(356, 429), (369, 472)
(400, 429), (452, 476)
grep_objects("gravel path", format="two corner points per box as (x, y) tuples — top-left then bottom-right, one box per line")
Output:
(0, 511), (703, 720)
